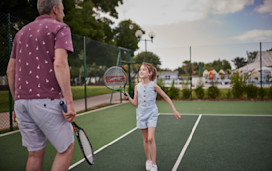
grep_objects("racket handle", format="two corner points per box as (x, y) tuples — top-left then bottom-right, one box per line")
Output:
(123, 92), (129, 100)
(59, 101), (67, 113)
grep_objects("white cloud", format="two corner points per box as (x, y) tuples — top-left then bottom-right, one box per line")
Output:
(233, 29), (272, 41)
(210, 0), (254, 14)
(254, 0), (272, 15)
(116, 0), (254, 25)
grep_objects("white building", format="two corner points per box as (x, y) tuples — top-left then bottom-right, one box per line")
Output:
(157, 71), (181, 86)
(238, 51), (272, 85)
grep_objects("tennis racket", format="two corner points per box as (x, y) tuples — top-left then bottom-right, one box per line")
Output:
(103, 66), (128, 97)
(59, 101), (94, 165)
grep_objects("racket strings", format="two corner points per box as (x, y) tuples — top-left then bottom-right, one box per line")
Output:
(78, 130), (94, 164)
(104, 66), (127, 91)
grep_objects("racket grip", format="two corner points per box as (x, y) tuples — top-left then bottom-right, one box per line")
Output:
(123, 92), (128, 96)
(59, 101), (67, 113)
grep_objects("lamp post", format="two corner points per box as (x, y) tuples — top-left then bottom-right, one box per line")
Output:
(135, 30), (155, 62)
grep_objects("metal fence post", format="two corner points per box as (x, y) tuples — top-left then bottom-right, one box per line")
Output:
(84, 36), (87, 111)
(128, 52), (132, 96)
(260, 42), (263, 100)
(7, 13), (13, 131)
(190, 46), (192, 101)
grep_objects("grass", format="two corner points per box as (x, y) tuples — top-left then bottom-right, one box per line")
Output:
(0, 86), (112, 113)
(1, 86), (271, 113)
(157, 101), (272, 115)
(71, 85), (112, 100)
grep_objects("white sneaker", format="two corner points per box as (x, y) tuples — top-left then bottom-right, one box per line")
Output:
(146, 160), (152, 170)
(150, 164), (158, 171)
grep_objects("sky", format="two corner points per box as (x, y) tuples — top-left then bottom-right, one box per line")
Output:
(113, 0), (272, 70)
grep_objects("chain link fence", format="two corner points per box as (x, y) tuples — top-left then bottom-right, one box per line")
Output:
(0, 13), (136, 133)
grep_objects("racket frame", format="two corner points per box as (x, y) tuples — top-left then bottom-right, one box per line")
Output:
(104, 66), (128, 96)
(72, 122), (95, 165)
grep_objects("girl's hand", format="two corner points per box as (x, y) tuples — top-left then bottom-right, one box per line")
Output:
(174, 110), (181, 120)
(122, 92), (130, 100)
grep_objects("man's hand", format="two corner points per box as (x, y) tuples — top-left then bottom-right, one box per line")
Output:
(62, 104), (76, 123)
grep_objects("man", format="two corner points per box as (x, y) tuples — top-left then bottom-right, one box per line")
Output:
(6, 0), (76, 170)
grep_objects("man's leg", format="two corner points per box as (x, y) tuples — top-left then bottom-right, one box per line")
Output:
(51, 142), (74, 171)
(26, 149), (45, 171)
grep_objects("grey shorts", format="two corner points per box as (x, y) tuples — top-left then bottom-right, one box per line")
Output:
(14, 99), (74, 153)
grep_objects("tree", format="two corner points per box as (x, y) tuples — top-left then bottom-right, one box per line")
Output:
(175, 67), (186, 76)
(113, 19), (142, 55)
(221, 59), (232, 70)
(64, 0), (107, 42)
(133, 51), (161, 69)
(182, 60), (190, 75)
(0, 0), (124, 44)
(176, 59), (231, 77)
(92, 0), (123, 19)
(202, 59), (232, 73)
(232, 57), (247, 69)
(246, 51), (257, 64)
(0, 0), (39, 22)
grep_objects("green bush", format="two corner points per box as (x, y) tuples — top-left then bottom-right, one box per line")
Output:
(168, 80), (180, 99)
(195, 84), (205, 99)
(156, 86), (169, 100)
(207, 84), (220, 99)
(156, 78), (170, 99)
(246, 85), (258, 99)
(231, 71), (247, 98)
(182, 87), (191, 99)
(226, 89), (232, 99)
(270, 86), (272, 98)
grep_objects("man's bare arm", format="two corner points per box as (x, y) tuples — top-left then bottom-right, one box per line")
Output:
(54, 48), (76, 123)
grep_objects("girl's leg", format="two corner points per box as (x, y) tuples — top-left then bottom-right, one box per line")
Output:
(141, 128), (151, 161)
(148, 127), (156, 165)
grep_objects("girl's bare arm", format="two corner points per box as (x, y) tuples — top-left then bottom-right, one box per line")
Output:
(126, 85), (138, 107)
(154, 83), (181, 119)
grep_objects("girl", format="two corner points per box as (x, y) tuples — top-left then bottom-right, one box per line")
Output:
(124, 63), (181, 171)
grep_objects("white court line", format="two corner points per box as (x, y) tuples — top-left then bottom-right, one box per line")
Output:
(69, 127), (137, 170)
(159, 113), (272, 117)
(0, 130), (20, 137)
(0, 103), (126, 137)
(172, 114), (202, 171)
(76, 102), (126, 117)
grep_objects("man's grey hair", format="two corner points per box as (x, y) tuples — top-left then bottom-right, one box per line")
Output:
(37, 0), (62, 15)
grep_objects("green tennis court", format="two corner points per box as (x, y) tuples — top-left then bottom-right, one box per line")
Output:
(1, 101), (272, 171)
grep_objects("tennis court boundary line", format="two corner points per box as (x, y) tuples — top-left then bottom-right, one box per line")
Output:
(159, 113), (272, 117)
(76, 102), (127, 117)
(172, 114), (202, 171)
(0, 130), (20, 137)
(69, 127), (137, 170)
(0, 103), (127, 137)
